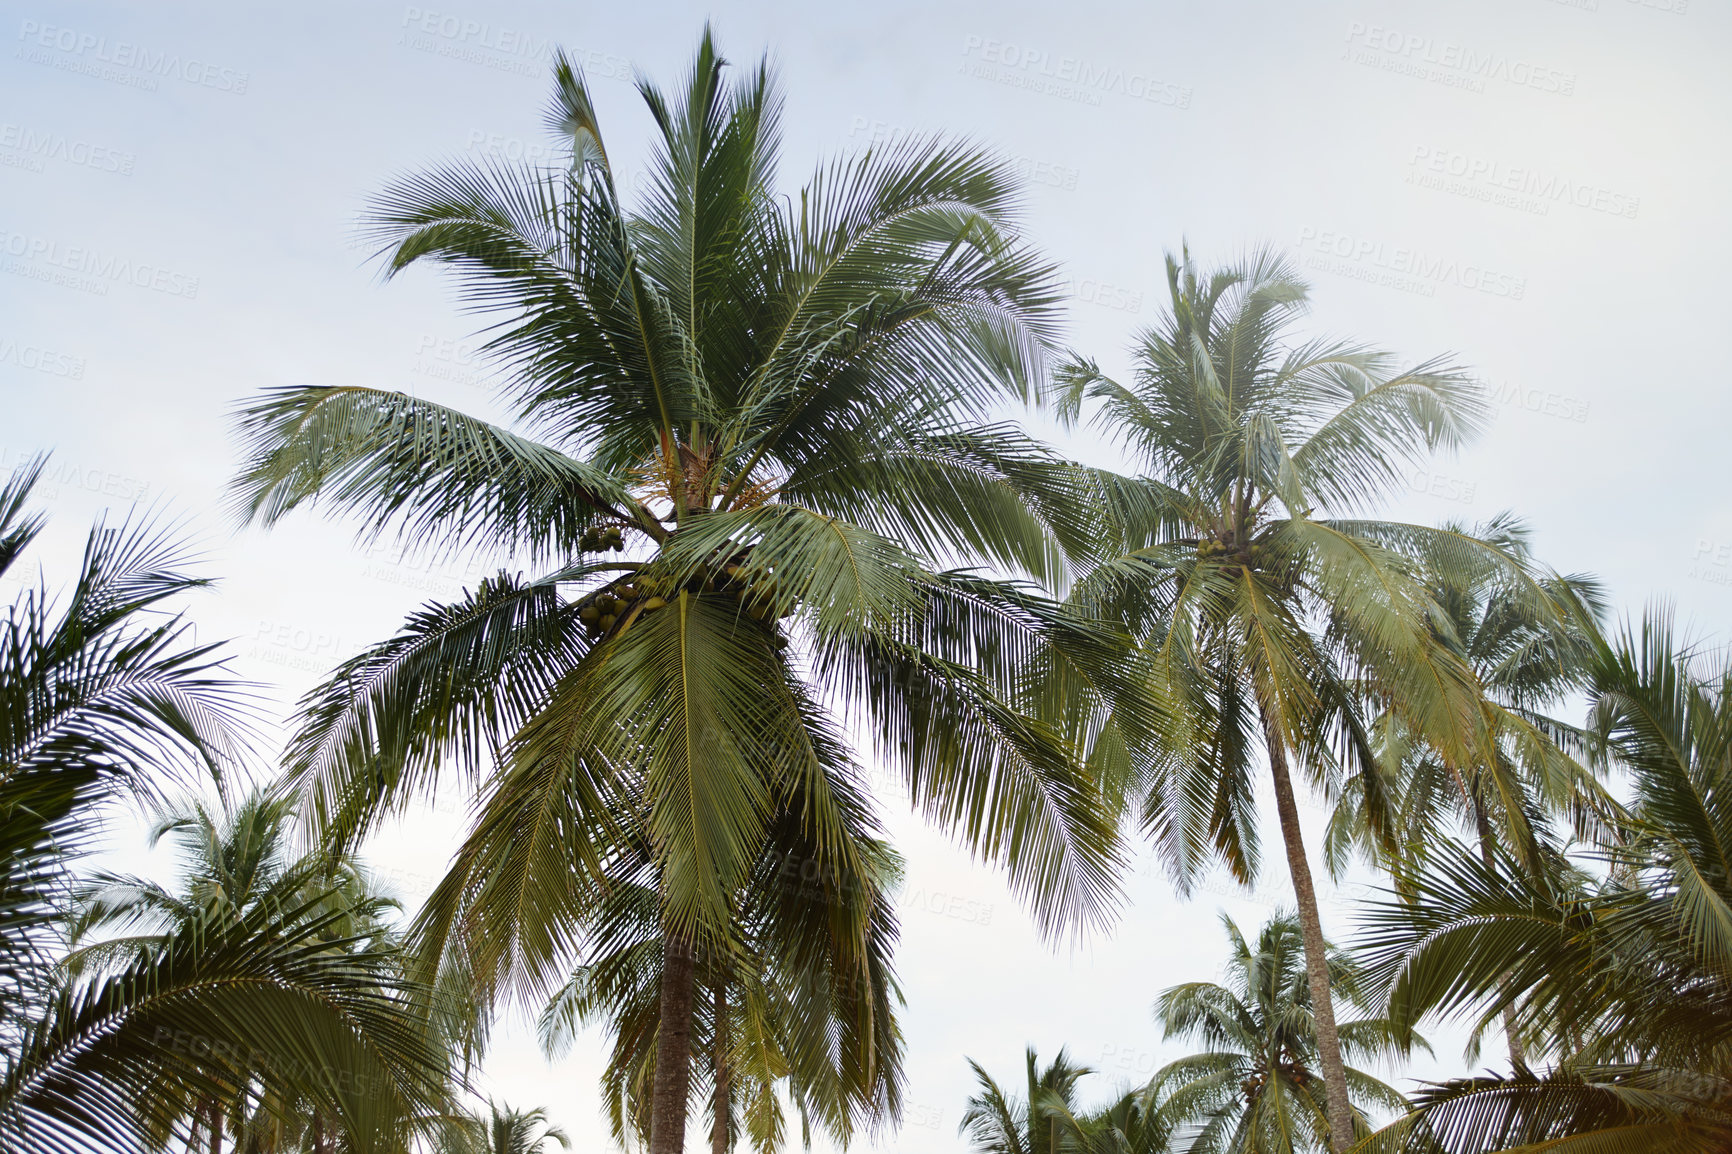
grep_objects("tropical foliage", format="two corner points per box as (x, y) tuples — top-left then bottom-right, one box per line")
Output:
(7, 22), (1719, 1154)
(1352, 614), (1732, 1153)
(1143, 913), (1421, 1154)
(961, 1046), (1096, 1154)
(0, 459), (450, 1154)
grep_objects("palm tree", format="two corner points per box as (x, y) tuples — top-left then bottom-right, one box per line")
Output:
(435, 1100), (570, 1154)
(1056, 248), (1531, 1150)
(961, 1046), (1094, 1154)
(1321, 514), (1606, 1066)
(1146, 913), (1422, 1154)
(0, 458), (449, 1154)
(1354, 612), (1732, 1152)
(66, 789), (412, 1152)
(233, 29), (1120, 1154)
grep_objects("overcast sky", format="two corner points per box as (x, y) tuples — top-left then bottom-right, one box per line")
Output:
(4, 0), (1730, 1149)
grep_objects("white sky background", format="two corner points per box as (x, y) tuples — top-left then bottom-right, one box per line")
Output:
(4, 0), (1730, 1148)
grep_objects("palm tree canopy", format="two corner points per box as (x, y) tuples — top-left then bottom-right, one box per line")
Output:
(435, 1099), (571, 1154)
(231, 29), (1126, 969)
(1055, 246), (1517, 889)
(1322, 512), (1610, 883)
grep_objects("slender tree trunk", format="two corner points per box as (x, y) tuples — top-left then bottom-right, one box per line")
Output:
(1262, 712), (1356, 1153)
(206, 1100), (222, 1154)
(711, 981), (730, 1154)
(1470, 800), (1528, 1067)
(651, 929), (697, 1154)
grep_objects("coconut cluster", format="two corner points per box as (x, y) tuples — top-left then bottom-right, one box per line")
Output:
(580, 524), (627, 552)
(577, 556), (791, 646)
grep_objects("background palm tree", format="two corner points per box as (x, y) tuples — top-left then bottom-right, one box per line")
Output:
(233, 29), (1121, 1154)
(1354, 612), (1732, 1152)
(1146, 913), (1422, 1154)
(1321, 513), (1606, 1067)
(435, 1100), (570, 1154)
(1039, 1083), (1174, 1154)
(66, 789), (414, 1153)
(1055, 248), (1520, 1150)
(0, 458), (450, 1154)
(960, 1046), (1094, 1154)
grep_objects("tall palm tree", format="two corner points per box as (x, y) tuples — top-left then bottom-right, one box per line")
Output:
(1354, 612), (1732, 1152)
(1056, 248), (1533, 1150)
(961, 1046), (1094, 1154)
(1145, 913), (1422, 1154)
(233, 30), (1121, 1154)
(0, 458), (449, 1154)
(66, 789), (411, 1153)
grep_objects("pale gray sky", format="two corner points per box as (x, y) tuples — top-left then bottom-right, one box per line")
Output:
(4, 0), (1729, 1149)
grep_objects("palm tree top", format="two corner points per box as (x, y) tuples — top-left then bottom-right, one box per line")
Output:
(1058, 246), (1486, 523)
(234, 27), (1071, 578)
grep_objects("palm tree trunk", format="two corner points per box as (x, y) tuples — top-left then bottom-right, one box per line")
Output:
(1261, 713), (1355, 1153)
(206, 1100), (222, 1154)
(711, 981), (730, 1154)
(650, 929), (697, 1154)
